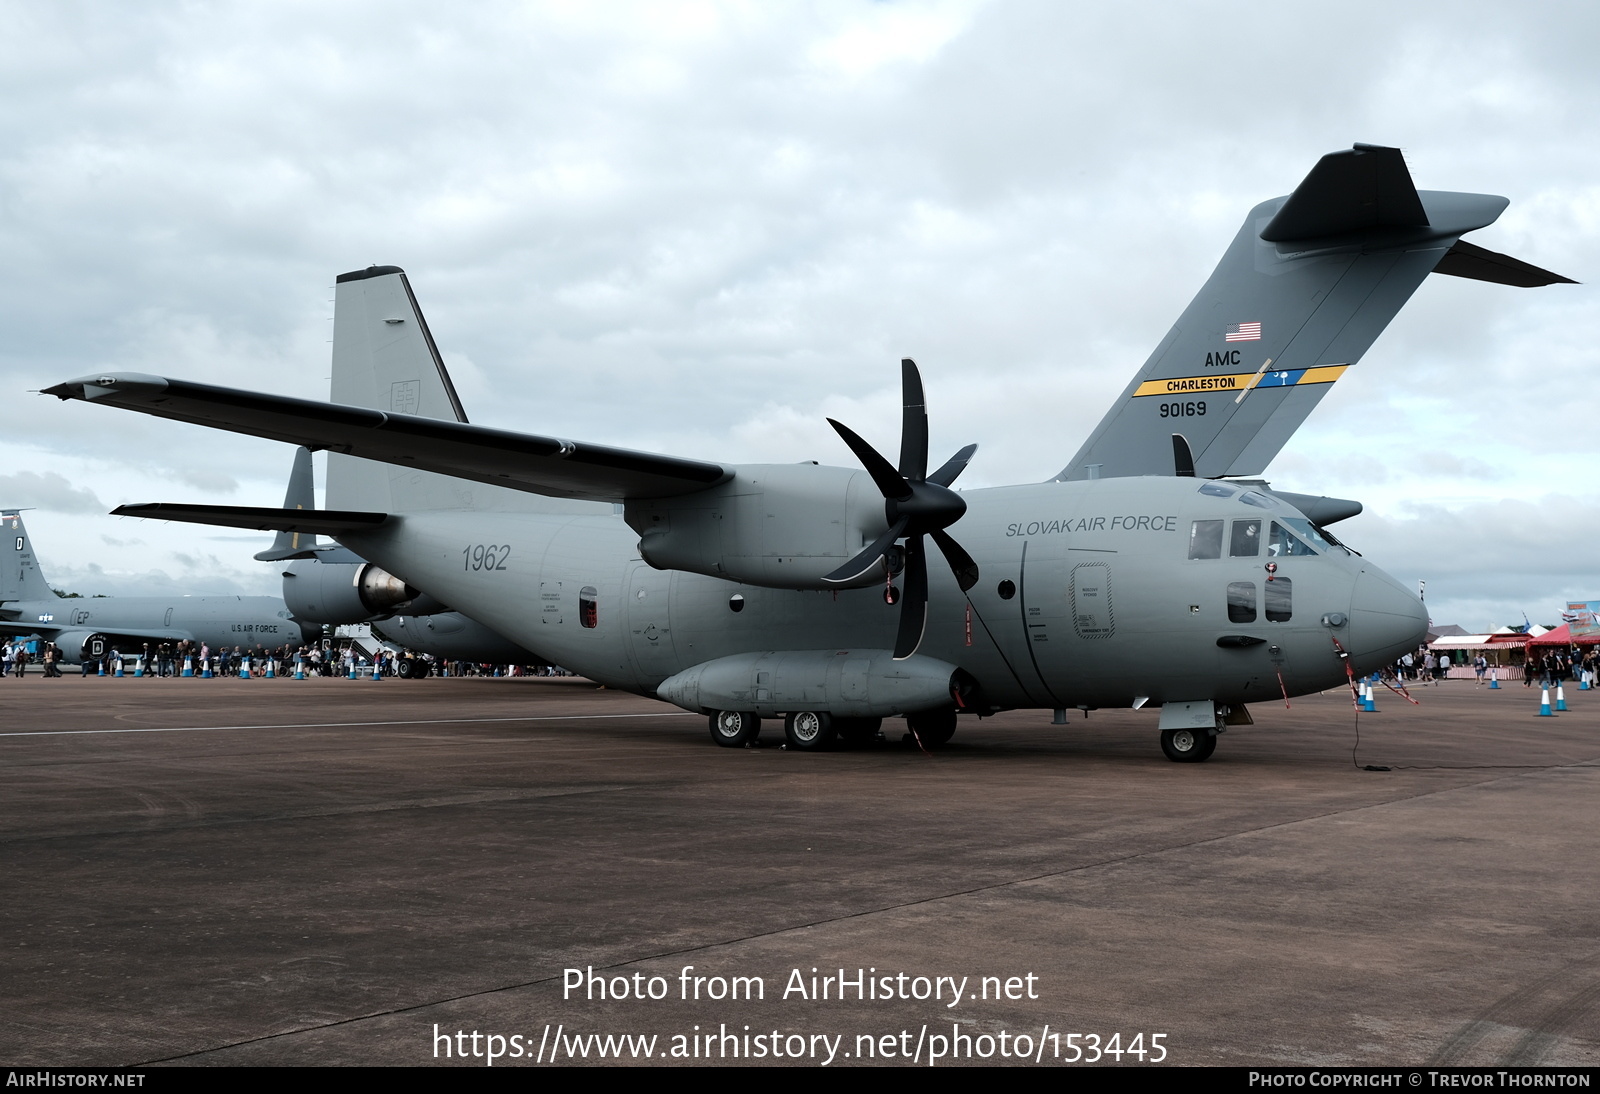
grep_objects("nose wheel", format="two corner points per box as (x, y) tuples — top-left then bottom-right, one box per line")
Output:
(1160, 727), (1216, 762)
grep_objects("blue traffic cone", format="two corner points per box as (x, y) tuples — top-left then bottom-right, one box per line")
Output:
(1556, 684), (1568, 711)
(181, 656), (193, 678)
(1488, 669), (1500, 689)
(97, 659), (105, 677)
(239, 656), (251, 680)
(264, 657), (275, 679)
(1538, 687), (1554, 717)
(294, 656), (305, 680)
(133, 656), (144, 678)
(201, 657), (213, 679)
(1581, 678), (1591, 691)
(372, 660), (382, 680)
(114, 657), (124, 677)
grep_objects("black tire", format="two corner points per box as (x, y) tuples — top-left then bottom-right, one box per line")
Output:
(1160, 727), (1216, 762)
(784, 711), (835, 751)
(708, 710), (760, 747)
(834, 717), (883, 744)
(905, 709), (957, 748)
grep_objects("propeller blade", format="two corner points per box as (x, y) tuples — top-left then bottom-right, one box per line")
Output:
(898, 358), (928, 483)
(828, 418), (910, 501)
(893, 535), (929, 659)
(927, 443), (977, 488)
(930, 528), (980, 592)
(821, 517), (910, 585)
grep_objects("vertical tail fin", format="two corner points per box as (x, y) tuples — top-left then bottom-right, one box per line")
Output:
(325, 266), (606, 517)
(253, 447), (322, 562)
(0, 511), (61, 603)
(1056, 145), (1569, 482)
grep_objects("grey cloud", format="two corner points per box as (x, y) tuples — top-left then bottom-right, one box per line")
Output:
(2, 1), (1596, 607)
(0, 471), (105, 514)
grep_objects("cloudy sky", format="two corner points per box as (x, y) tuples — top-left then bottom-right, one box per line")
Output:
(3, 0), (1595, 630)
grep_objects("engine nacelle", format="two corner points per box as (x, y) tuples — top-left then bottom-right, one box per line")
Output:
(45, 629), (104, 664)
(657, 649), (960, 718)
(625, 464), (890, 590)
(281, 560), (436, 623)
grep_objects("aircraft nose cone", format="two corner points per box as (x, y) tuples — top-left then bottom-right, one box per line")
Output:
(1347, 569), (1428, 673)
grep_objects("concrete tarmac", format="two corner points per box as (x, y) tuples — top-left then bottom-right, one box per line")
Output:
(2, 673), (1597, 1067)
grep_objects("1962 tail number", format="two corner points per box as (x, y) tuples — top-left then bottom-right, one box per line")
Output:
(463, 544), (511, 571)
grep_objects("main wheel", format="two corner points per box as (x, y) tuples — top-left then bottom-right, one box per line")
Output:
(784, 711), (835, 751)
(905, 709), (957, 748)
(709, 710), (761, 747)
(834, 717), (883, 745)
(1160, 727), (1216, 762)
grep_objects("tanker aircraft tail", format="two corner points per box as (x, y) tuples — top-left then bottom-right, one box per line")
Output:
(1057, 143), (1574, 483)
(0, 510), (63, 604)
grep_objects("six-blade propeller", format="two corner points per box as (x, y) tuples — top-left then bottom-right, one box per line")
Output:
(823, 358), (979, 659)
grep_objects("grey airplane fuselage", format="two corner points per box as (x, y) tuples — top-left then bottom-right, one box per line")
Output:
(338, 474), (1425, 709)
(3, 596), (311, 662)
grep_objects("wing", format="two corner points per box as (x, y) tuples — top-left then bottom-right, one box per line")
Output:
(42, 375), (733, 503)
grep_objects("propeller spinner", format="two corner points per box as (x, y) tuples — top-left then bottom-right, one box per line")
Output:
(823, 358), (979, 659)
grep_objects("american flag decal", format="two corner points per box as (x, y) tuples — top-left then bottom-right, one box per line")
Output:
(1224, 321), (1262, 342)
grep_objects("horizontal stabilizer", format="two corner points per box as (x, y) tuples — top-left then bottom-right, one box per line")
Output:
(1265, 490), (1362, 525)
(112, 503), (390, 536)
(1261, 144), (1428, 242)
(45, 375), (733, 503)
(1432, 239), (1577, 288)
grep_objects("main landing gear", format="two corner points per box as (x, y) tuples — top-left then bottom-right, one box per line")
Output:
(708, 710), (760, 747)
(1160, 727), (1217, 763)
(706, 709), (954, 751)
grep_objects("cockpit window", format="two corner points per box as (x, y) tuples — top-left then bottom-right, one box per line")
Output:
(1188, 520), (1223, 560)
(1269, 521), (1318, 557)
(1283, 517), (1349, 555)
(1229, 519), (1261, 557)
(1238, 491), (1275, 509)
(1198, 482), (1236, 498)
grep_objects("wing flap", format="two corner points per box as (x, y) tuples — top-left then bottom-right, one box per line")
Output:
(43, 375), (733, 502)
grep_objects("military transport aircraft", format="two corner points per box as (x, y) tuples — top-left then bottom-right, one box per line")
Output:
(0, 510), (319, 663)
(44, 144), (1571, 757)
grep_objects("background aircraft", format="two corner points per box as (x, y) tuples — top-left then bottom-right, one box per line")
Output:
(0, 510), (319, 664)
(47, 146), (1569, 755)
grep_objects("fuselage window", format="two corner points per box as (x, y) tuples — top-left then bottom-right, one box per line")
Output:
(1198, 482), (1237, 499)
(1239, 491), (1275, 509)
(1227, 581), (1256, 623)
(1265, 577), (1292, 622)
(1229, 519), (1260, 557)
(579, 586), (599, 629)
(1188, 520), (1223, 560)
(1269, 522), (1317, 557)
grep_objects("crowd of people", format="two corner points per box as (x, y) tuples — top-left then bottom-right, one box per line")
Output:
(0, 637), (573, 681)
(1389, 646), (1599, 688)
